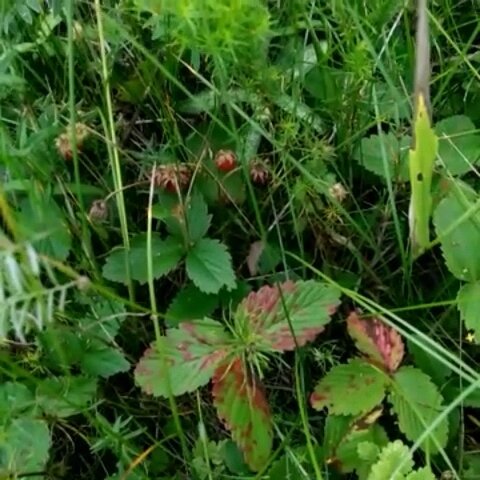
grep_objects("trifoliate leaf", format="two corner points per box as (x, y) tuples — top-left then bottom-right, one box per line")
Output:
(35, 376), (97, 418)
(80, 343), (130, 378)
(458, 282), (480, 343)
(353, 132), (410, 183)
(186, 192), (212, 242)
(347, 311), (404, 373)
(186, 238), (236, 294)
(389, 366), (448, 454)
(311, 359), (388, 416)
(0, 418), (51, 475)
(436, 115), (480, 176)
(165, 283), (219, 327)
(367, 440), (413, 480)
(102, 234), (184, 285)
(234, 280), (340, 352)
(212, 357), (272, 472)
(433, 188), (480, 282)
(135, 319), (232, 397)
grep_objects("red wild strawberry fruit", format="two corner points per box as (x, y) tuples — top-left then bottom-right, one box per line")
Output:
(214, 149), (237, 172)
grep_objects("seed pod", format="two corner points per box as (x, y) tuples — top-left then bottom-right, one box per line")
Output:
(88, 199), (108, 223)
(249, 158), (269, 185)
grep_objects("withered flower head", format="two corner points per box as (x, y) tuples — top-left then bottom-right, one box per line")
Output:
(151, 164), (191, 192)
(88, 199), (108, 223)
(249, 158), (270, 185)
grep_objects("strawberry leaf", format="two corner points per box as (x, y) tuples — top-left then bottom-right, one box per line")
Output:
(135, 319), (232, 397)
(186, 192), (212, 242)
(457, 282), (480, 342)
(433, 187), (480, 282)
(388, 366), (449, 454)
(234, 280), (340, 352)
(212, 357), (273, 472)
(311, 359), (388, 416)
(186, 238), (237, 294)
(346, 311), (404, 373)
(102, 234), (184, 285)
(165, 283), (219, 327)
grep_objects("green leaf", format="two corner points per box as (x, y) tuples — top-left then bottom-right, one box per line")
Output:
(212, 357), (272, 472)
(235, 280), (340, 352)
(367, 440), (413, 480)
(268, 445), (320, 479)
(135, 319), (232, 397)
(80, 343), (130, 378)
(436, 115), (480, 176)
(353, 132), (410, 182)
(323, 414), (354, 458)
(79, 299), (126, 342)
(35, 376), (97, 418)
(165, 283), (219, 327)
(17, 195), (71, 261)
(186, 192), (212, 242)
(0, 418), (51, 476)
(0, 382), (35, 416)
(408, 93), (438, 256)
(336, 425), (389, 476)
(323, 410), (388, 474)
(458, 282), (480, 342)
(102, 234), (184, 285)
(389, 366), (448, 454)
(311, 359), (388, 416)
(221, 440), (251, 475)
(405, 468), (436, 480)
(408, 335), (452, 386)
(433, 188), (480, 282)
(346, 311), (404, 373)
(186, 238), (236, 294)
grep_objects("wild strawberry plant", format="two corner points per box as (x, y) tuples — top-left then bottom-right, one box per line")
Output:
(102, 191), (236, 294)
(312, 311), (449, 477)
(135, 280), (341, 471)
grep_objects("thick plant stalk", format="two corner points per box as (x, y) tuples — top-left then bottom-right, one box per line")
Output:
(408, 0), (438, 258)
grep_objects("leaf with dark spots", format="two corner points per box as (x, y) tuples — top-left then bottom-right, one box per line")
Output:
(311, 359), (388, 416)
(234, 280), (341, 352)
(134, 318), (233, 397)
(212, 357), (272, 472)
(346, 311), (404, 373)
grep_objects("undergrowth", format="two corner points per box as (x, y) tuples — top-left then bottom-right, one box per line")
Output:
(1, 0), (480, 479)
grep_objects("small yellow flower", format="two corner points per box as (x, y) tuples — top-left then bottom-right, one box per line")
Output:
(466, 331), (476, 343)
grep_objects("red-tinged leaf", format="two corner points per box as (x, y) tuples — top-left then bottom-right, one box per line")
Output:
(212, 357), (273, 471)
(346, 311), (404, 373)
(134, 318), (232, 397)
(234, 280), (340, 352)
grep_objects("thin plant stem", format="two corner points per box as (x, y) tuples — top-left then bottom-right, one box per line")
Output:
(93, 0), (134, 300)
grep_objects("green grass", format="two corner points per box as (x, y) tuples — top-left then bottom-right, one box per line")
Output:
(1, 0), (480, 478)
